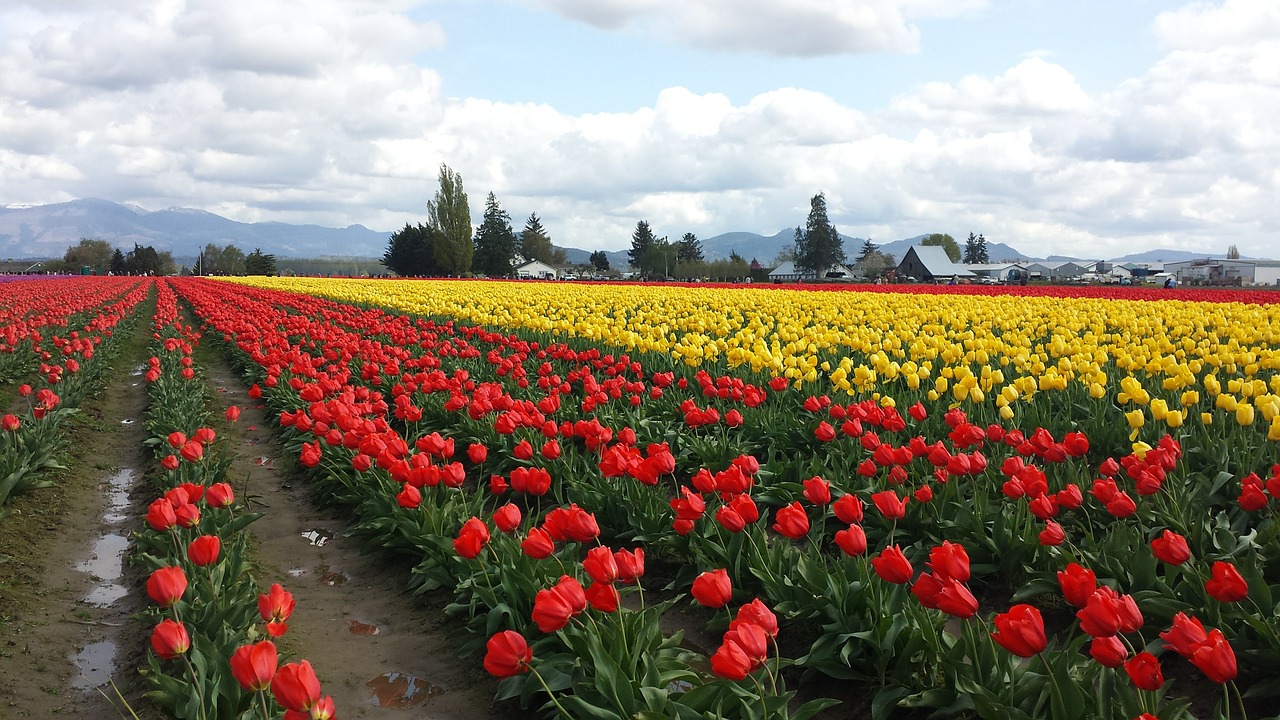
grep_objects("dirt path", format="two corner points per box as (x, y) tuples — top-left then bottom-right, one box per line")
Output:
(203, 352), (506, 719)
(0, 306), (153, 718)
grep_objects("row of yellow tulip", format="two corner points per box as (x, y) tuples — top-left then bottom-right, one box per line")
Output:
(218, 278), (1280, 439)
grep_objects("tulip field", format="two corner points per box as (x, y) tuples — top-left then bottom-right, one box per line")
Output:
(2, 275), (1279, 719)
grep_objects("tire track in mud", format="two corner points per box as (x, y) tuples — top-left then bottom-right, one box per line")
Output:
(203, 352), (507, 719)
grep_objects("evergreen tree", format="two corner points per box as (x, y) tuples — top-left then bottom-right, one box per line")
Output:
(589, 251), (610, 271)
(382, 223), (438, 276)
(963, 233), (980, 264)
(975, 234), (989, 263)
(795, 192), (845, 275)
(676, 233), (704, 264)
(245, 248), (278, 276)
(109, 248), (127, 274)
(473, 192), (518, 277)
(922, 233), (961, 262)
(628, 220), (657, 269)
(427, 164), (473, 275)
(856, 238), (880, 263)
(521, 213), (555, 264)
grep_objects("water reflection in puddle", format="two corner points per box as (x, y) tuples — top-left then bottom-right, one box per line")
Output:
(366, 672), (441, 708)
(301, 528), (334, 547)
(71, 641), (117, 690)
(78, 469), (139, 606)
(348, 618), (381, 635)
(120, 418), (136, 425)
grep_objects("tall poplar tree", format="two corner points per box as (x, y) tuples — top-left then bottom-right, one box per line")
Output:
(427, 164), (473, 275)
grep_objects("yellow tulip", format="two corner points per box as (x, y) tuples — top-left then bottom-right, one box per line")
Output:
(1236, 403), (1255, 427)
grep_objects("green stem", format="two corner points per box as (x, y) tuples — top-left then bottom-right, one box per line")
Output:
(531, 667), (573, 719)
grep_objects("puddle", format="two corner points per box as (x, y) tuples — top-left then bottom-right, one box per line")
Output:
(130, 365), (145, 376)
(301, 529), (334, 547)
(366, 672), (442, 708)
(70, 640), (118, 690)
(348, 618), (381, 636)
(120, 418), (136, 425)
(76, 534), (129, 606)
(288, 567), (309, 578)
(102, 469), (136, 524)
(245, 438), (262, 446)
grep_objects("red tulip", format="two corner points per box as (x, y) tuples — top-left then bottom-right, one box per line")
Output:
(225, 405), (241, 422)
(492, 503), (522, 533)
(483, 631), (532, 678)
(928, 541), (970, 582)
(1160, 612), (1208, 659)
(990, 604), (1047, 657)
(454, 517), (491, 559)
(206, 482), (235, 508)
(150, 619), (190, 660)
(717, 621), (769, 680)
(715, 505), (746, 533)
(582, 546), (618, 585)
(814, 421), (836, 442)
(802, 476), (831, 505)
(692, 569), (733, 608)
(187, 535), (221, 567)
(834, 524), (867, 556)
(1150, 529), (1190, 565)
(1, 414), (19, 432)
(584, 581), (620, 612)
(1190, 629), (1237, 684)
(772, 501), (809, 540)
(230, 641), (278, 691)
(1076, 587), (1124, 637)
(613, 548), (645, 583)
(1124, 652), (1164, 691)
(731, 599), (779, 638)
(467, 443), (488, 464)
(146, 566), (188, 607)
(1089, 635), (1128, 667)
(259, 583), (296, 626)
(1057, 563), (1097, 607)
(871, 545), (914, 584)
(396, 483), (421, 509)
(1205, 561), (1248, 602)
(871, 490), (908, 520)
(1038, 520), (1065, 546)
(531, 576), (586, 632)
(513, 439), (533, 460)
(174, 502), (200, 528)
(833, 493), (863, 524)
(146, 497), (177, 531)
(168, 431), (187, 449)
(521, 528), (555, 559)
(670, 486), (705, 521)
(180, 440), (204, 463)
(271, 660), (322, 713)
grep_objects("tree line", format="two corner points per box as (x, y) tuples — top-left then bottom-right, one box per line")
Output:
(41, 239), (278, 276)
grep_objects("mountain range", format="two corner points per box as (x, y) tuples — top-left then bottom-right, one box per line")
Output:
(0, 198), (1234, 267)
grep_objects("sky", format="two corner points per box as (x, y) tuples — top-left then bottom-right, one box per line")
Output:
(1, 0), (1278, 259)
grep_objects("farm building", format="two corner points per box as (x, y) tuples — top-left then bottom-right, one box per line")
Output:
(1164, 258), (1280, 286)
(514, 260), (559, 279)
(767, 261), (855, 283)
(895, 246), (975, 283)
(963, 262), (1028, 282)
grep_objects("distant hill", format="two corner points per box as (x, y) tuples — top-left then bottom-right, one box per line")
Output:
(0, 198), (389, 258)
(1108, 248), (1241, 264)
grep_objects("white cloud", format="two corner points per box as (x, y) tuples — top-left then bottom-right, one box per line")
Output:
(1, 0), (1279, 260)
(526, 0), (986, 55)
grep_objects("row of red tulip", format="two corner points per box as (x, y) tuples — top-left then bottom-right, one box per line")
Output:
(135, 279), (333, 720)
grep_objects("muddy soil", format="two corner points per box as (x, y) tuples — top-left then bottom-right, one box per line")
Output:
(203, 351), (506, 719)
(0, 310), (154, 718)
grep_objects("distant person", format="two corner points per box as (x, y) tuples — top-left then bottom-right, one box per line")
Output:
(1163, 277), (1174, 289)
